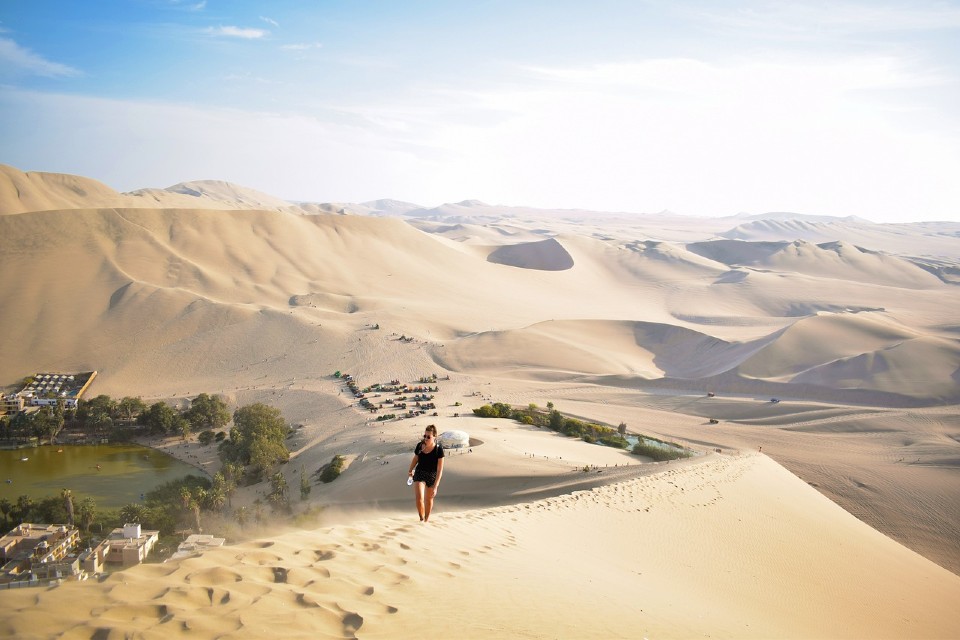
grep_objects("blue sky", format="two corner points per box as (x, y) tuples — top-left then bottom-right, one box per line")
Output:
(1, 1), (959, 221)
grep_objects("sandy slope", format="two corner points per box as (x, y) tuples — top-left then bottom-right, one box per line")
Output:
(2, 454), (959, 639)
(1, 166), (960, 634)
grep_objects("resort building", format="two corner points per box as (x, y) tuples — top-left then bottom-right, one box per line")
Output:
(0, 392), (25, 415)
(167, 533), (226, 562)
(0, 523), (83, 588)
(90, 523), (159, 567)
(11, 371), (97, 411)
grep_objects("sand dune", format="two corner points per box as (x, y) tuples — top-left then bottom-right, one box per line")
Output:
(1, 166), (959, 634)
(689, 238), (943, 287)
(2, 454), (959, 639)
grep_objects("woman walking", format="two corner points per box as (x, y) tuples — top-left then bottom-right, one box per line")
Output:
(408, 425), (445, 522)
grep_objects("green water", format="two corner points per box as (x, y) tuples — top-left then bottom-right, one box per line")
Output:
(0, 444), (200, 509)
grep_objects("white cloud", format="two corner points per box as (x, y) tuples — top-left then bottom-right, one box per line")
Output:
(689, 1), (960, 38)
(260, 16), (280, 28)
(0, 37), (80, 78)
(281, 42), (323, 51)
(205, 26), (268, 39)
(2, 48), (959, 222)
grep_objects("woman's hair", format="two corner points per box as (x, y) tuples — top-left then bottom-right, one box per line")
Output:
(424, 425), (438, 437)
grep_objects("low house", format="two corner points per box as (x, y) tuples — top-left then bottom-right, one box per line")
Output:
(91, 523), (159, 567)
(167, 533), (226, 562)
(0, 523), (82, 587)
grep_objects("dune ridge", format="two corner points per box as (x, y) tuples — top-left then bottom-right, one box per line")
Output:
(2, 455), (958, 639)
(1, 165), (959, 635)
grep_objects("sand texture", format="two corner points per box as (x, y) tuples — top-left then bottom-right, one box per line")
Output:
(1, 165), (959, 637)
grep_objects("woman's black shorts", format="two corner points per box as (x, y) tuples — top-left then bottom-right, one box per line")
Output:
(413, 469), (438, 488)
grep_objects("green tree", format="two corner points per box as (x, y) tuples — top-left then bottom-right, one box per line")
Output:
(222, 403), (290, 480)
(618, 421), (627, 436)
(13, 495), (35, 524)
(77, 497), (96, 533)
(9, 412), (31, 443)
(118, 397), (147, 424)
(30, 408), (53, 442)
(119, 503), (150, 524)
(186, 394), (230, 432)
(300, 465), (311, 500)
(268, 471), (289, 511)
(175, 414), (192, 441)
(549, 409), (564, 431)
(82, 395), (118, 425)
(144, 402), (177, 435)
(0, 498), (11, 529)
(208, 473), (227, 512)
(61, 488), (75, 527)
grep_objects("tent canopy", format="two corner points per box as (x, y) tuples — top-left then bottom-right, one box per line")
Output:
(439, 429), (469, 448)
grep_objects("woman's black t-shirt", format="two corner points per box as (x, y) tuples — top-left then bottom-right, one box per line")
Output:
(414, 441), (445, 474)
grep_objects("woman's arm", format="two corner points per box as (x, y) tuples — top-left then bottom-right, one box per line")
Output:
(408, 454), (419, 478)
(433, 457), (444, 489)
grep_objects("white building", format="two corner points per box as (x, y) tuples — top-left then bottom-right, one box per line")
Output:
(439, 430), (470, 449)
(91, 523), (159, 567)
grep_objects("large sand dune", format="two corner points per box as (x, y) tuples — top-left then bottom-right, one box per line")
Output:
(1, 165), (959, 636)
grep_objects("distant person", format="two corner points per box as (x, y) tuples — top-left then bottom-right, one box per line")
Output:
(407, 425), (445, 522)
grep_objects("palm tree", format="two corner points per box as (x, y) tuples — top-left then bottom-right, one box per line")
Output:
(61, 488), (75, 527)
(299, 465), (311, 500)
(119, 503), (150, 525)
(0, 498), (11, 530)
(269, 471), (289, 510)
(77, 497), (96, 533)
(188, 489), (204, 533)
(14, 495), (34, 524)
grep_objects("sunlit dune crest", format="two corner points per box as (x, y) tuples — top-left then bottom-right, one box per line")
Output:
(1, 165), (958, 638)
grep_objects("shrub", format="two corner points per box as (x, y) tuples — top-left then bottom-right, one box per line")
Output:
(320, 455), (346, 483)
(198, 430), (215, 445)
(599, 435), (629, 449)
(632, 441), (691, 462)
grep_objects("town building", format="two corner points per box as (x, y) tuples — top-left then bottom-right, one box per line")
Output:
(9, 371), (97, 411)
(0, 392), (25, 416)
(90, 523), (159, 567)
(0, 523), (83, 588)
(167, 533), (226, 562)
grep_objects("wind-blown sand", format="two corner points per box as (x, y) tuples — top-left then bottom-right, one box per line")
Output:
(3, 454), (959, 639)
(1, 164), (959, 637)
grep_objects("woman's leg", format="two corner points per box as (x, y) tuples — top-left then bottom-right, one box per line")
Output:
(424, 485), (437, 522)
(414, 482), (426, 521)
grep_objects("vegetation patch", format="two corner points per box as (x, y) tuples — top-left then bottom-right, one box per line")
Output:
(318, 455), (346, 483)
(631, 439), (691, 462)
(473, 400), (692, 458)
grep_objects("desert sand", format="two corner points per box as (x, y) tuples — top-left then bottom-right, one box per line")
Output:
(1, 163), (959, 637)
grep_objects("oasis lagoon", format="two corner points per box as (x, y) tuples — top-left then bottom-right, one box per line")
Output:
(0, 444), (201, 509)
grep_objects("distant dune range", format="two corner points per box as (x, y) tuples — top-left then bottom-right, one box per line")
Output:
(1, 164), (959, 637)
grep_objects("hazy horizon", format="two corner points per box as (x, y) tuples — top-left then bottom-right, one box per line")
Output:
(2, 1), (960, 222)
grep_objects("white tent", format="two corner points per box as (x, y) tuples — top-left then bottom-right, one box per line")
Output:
(439, 430), (470, 449)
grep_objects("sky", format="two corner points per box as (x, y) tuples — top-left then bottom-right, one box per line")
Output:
(1, 0), (959, 222)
